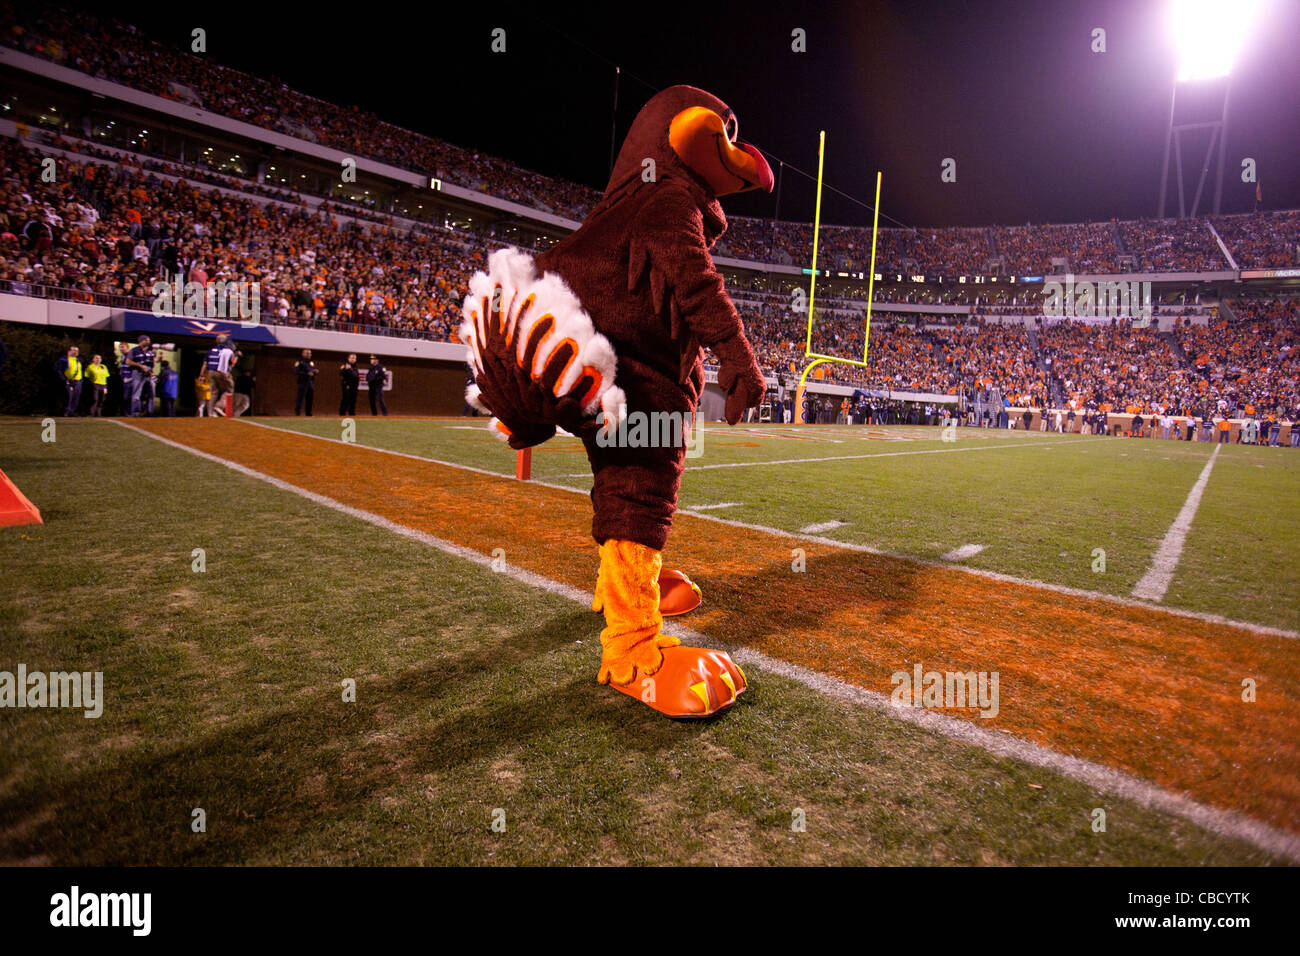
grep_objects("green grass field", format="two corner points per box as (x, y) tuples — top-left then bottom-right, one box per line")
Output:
(0, 415), (1295, 865)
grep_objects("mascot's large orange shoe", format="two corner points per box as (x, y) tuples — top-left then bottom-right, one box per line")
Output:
(593, 539), (745, 718)
(657, 568), (701, 616)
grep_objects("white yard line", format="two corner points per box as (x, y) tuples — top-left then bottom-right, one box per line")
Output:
(1132, 445), (1221, 602)
(672, 437), (1079, 472)
(109, 419), (1300, 864)
(800, 520), (849, 534)
(681, 502), (742, 511)
(230, 417), (1297, 641)
(732, 427), (844, 443)
(942, 543), (986, 561)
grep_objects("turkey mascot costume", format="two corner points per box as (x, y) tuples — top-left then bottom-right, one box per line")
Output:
(460, 85), (772, 719)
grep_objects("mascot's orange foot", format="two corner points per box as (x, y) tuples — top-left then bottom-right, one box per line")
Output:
(658, 569), (702, 616)
(606, 645), (746, 719)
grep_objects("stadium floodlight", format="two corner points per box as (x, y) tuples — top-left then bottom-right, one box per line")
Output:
(1170, 0), (1262, 82)
(1158, 0), (1264, 216)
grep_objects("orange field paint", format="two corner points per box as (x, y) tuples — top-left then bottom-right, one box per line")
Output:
(129, 419), (1300, 833)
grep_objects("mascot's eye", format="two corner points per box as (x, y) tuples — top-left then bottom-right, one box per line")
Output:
(724, 113), (738, 143)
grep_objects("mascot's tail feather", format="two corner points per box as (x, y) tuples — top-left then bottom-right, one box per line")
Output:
(460, 248), (626, 442)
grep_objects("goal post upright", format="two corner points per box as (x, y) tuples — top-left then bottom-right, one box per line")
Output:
(803, 130), (826, 358)
(796, 129), (882, 422)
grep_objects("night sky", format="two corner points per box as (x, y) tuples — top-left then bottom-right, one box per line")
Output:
(94, 0), (1300, 229)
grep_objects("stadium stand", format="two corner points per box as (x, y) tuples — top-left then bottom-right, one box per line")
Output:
(4, 5), (1296, 273)
(1212, 211), (1300, 268)
(1, 5), (1297, 425)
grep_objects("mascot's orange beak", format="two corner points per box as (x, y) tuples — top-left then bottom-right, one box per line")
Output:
(668, 106), (774, 197)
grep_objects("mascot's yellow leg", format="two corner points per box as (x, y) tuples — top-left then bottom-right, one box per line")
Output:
(594, 539), (747, 718)
(594, 539), (680, 686)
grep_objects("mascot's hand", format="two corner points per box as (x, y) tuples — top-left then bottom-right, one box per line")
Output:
(712, 335), (766, 426)
(505, 422), (556, 450)
(553, 394), (604, 442)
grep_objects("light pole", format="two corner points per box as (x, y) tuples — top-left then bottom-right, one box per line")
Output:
(1156, 0), (1261, 219)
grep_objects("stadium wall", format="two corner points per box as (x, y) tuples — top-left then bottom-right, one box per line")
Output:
(251, 349), (467, 417)
(0, 295), (475, 417)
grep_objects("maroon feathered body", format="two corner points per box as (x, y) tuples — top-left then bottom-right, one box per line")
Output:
(533, 86), (765, 550)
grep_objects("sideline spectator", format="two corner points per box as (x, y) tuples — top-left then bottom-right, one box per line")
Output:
(235, 365), (255, 416)
(194, 368), (210, 416)
(126, 334), (155, 416)
(205, 334), (236, 416)
(157, 359), (178, 416)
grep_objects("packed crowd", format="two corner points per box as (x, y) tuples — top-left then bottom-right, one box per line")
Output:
(5, 127), (1298, 419)
(1038, 320), (1189, 412)
(1174, 298), (1298, 412)
(0, 137), (485, 340)
(6, 4), (1298, 281)
(936, 322), (1048, 406)
(718, 211), (1292, 275)
(0, 4), (602, 220)
(729, 294), (1051, 403)
(993, 221), (1117, 274)
(1117, 218), (1225, 272)
(717, 219), (996, 275)
(1212, 211), (1300, 269)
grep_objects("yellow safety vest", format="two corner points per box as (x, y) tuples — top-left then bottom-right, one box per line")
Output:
(86, 363), (110, 386)
(63, 356), (83, 381)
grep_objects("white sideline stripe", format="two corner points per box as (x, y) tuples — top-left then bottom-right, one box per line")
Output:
(800, 520), (848, 534)
(235, 417), (592, 496)
(666, 438), (1079, 472)
(742, 653), (1300, 864)
(234, 418), (1299, 641)
(1132, 446), (1221, 602)
(942, 543), (985, 561)
(682, 502), (741, 511)
(108, 418), (1300, 864)
(551, 436), (1078, 477)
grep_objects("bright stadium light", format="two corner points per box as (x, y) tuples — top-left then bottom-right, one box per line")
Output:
(1170, 0), (1263, 82)
(1159, 0), (1266, 214)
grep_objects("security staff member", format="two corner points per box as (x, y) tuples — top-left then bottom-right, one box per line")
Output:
(58, 346), (83, 416)
(366, 355), (388, 416)
(294, 349), (317, 416)
(86, 354), (110, 417)
(339, 353), (359, 416)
